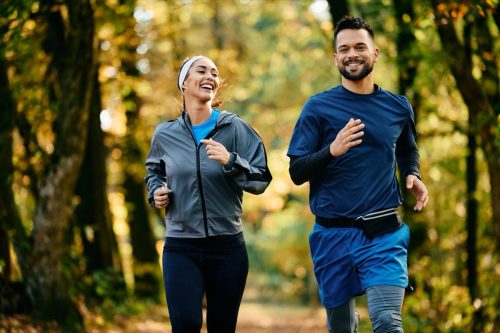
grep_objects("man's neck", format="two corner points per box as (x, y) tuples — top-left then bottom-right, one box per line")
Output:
(341, 77), (375, 95)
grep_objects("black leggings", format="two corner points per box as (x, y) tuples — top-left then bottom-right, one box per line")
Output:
(162, 234), (249, 333)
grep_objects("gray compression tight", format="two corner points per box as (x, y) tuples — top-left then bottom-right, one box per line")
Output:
(326, 298), (359, 333)
(326, 285), (404, 333)
(366, 285), (404, 333)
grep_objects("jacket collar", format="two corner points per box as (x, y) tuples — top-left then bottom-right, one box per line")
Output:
(179, 110), (237, 128)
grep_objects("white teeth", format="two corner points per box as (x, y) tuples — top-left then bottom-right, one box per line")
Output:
(201, 84), (213, 89)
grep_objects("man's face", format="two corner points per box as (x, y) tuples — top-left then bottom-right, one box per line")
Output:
(334, 28), (379, 81)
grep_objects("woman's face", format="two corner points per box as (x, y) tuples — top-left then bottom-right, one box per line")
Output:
(182, 58), (220, 104)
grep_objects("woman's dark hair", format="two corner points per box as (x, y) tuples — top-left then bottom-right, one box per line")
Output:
(333, 15), (374, 49)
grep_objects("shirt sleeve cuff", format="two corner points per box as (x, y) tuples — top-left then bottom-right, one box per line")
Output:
(223, 152), (237, 171)
(408, 171), (421, 180)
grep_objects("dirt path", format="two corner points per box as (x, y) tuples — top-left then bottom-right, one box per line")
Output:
(1, 301), (376, 332)
(236, 302), (326, 333)
(1, 302), (333, 332)
(85, 301), (327, 333)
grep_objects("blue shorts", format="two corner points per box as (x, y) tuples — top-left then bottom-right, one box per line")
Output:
(309, 222), (410, 308)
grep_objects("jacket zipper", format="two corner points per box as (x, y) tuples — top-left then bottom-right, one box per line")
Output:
(195, 144), (210, 237)
(184, 113), (230, 237)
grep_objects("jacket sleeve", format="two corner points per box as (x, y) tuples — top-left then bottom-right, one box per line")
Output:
(144, 130), (167, 207)
(223, 121), (272, 195)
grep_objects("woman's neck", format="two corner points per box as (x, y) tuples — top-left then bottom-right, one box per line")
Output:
(185, 100), (212, 125)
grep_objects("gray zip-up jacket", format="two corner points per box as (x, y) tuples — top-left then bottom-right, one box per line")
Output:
(145, 111), (272, 238)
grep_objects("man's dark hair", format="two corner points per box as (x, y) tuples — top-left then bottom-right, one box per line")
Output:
(333, 15), (374, 49)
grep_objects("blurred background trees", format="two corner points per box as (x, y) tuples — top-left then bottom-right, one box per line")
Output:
(0, 0), (498, 332)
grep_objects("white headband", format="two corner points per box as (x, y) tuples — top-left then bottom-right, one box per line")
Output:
(178, 55), (205, 93)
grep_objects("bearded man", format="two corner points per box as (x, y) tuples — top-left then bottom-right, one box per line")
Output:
(288, 15), (429, 333)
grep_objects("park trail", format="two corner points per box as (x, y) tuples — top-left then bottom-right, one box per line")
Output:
(1, 299), (370, 332)
(0, 301), (325, 333)
(88, 301), (328, 333)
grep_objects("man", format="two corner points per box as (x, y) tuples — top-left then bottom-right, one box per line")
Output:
(288, 16), (429, 333)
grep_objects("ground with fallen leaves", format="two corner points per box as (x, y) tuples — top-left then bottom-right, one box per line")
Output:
(1, 300), (371, 332)
(1, 301), (325, 333)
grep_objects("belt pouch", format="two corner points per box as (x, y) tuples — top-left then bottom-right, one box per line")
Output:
(361, 214), (402, 238)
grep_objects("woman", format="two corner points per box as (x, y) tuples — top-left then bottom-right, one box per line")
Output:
(145, 55), (272, 333)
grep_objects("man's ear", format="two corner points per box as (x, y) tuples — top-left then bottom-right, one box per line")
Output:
(373, 48), (379, 63)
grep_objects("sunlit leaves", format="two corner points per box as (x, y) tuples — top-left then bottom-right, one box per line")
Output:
(434, 0), (497, 18)
(3, 0), (499, 328)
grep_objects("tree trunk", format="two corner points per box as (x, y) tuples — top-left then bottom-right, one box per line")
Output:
(431, 2), (500, 248)
(326, 0), (349, 27)
(167, 1), (186, 70)
(29, 0), (96, 328)
(0, 42), (32, 313)
(0, 52), (15, 303)
(212, 1), (225, 50)
(466, 130), (481, 332)
(124, 172), (161, 298)
(473, 11), (500, 256)
(392, 0), (419, 99)
(74, 70), (121, 274)
(0, 47), (19, 279)
(461, 20), (483, 332)
(123, 89), (161, 298)
(392, 1), (428, 259)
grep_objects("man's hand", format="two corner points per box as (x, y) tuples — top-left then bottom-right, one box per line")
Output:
(406, 175), (429, 211)
(330, 118), (365, 157)
(154, 184), (172, 209)
(201, 138), (230, 166)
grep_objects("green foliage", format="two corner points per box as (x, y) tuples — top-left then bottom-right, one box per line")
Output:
(245, 202), (315, 304)
(90, 294), (151, 324)
(2, 0), (499, 331)
(90, 269), (128, 301)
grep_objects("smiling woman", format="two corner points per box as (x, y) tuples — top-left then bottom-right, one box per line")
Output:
(179, 56), (222, 125)
(144, 55), (272, 333)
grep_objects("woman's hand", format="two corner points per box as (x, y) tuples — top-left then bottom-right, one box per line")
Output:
(154, 184), (172, 209)
(201, 138), (230, 166)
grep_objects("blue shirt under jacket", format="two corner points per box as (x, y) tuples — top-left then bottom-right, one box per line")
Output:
(192, 109), (220, 144)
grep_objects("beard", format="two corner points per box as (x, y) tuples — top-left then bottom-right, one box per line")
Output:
(338, 62), (374, 81)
